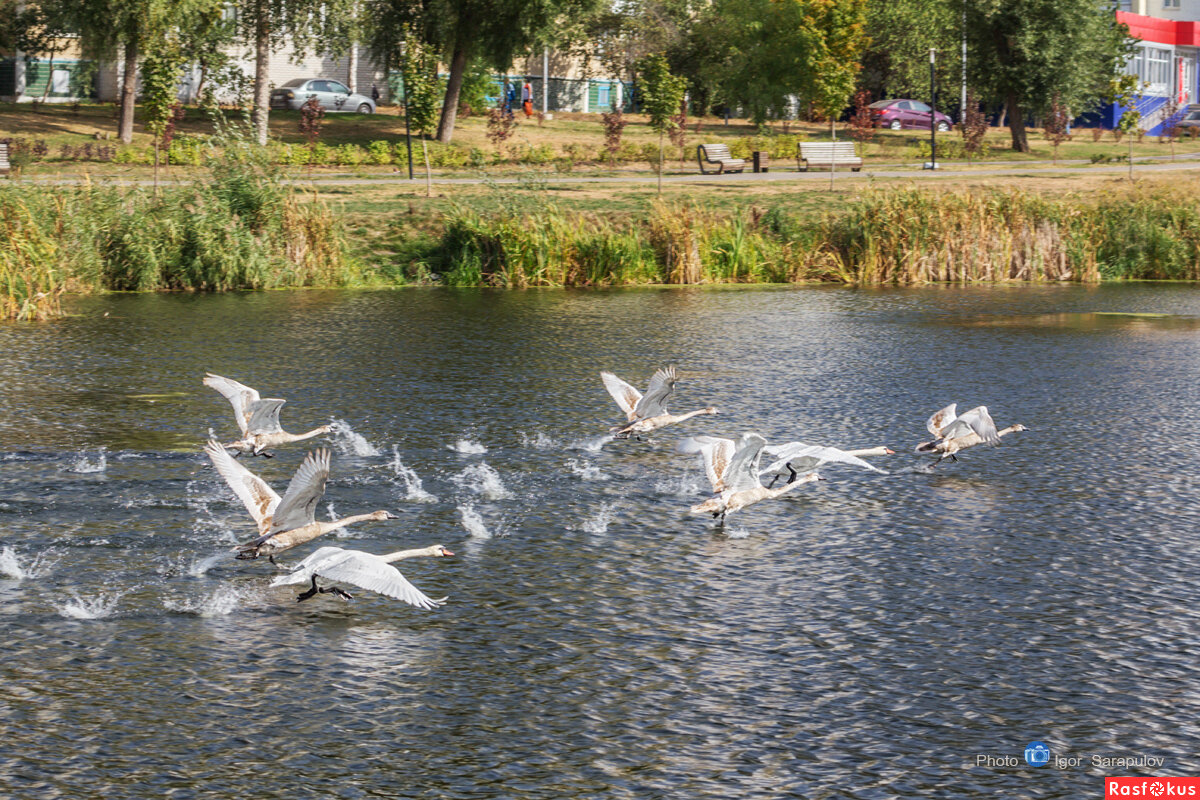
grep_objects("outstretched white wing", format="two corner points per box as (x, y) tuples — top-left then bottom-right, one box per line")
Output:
(246, 398), (286, 435)
(633, 366), (676, 418)
(926, 403), (957, 438)
(760, 442), (888, 477)
(204, 439), (280, 532)
(723, 433), (768, 493)
(942, 405), (1000, 445)
(270, 448), (330, 534)
(601, 371), (642, 422)
(203, 373), (261, 436)
(677, 435), (736, 492)
(271, 547), (446, 609)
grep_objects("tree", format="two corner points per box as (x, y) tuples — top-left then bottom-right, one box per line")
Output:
(966, 0), (1132, 153)
(401, 29), (442, 195)
(691, 0), (866, 126)
(141, 32), (187, 188)
(365, 0), (601, 145)
(861, 0), (958, 104)
(636, 54), (687, 194)
(233, 0), (357, 146)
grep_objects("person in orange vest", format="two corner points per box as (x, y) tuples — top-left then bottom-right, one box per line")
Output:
(522, 80), (533, 118)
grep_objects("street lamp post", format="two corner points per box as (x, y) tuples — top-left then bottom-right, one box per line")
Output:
(927, 48), (938, 170)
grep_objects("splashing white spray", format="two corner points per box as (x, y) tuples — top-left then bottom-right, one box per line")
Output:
(329, 419), (381, 457)
(0, 546), (61, 580)
(452, 463), (512, 500)
(164, 587), (258, 617)
(66, 447), (107, 474)
(458, 503), (491, 539)
(57, 591), (124, 620)
(565, 458), (608, 482)
(449, 439), (488, 455)
(581, 503), (617, 534)
(388, 446), (438, 503)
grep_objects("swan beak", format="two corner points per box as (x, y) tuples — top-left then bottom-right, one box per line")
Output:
(884, 448), (895, 455)
(384, 511), (401, 519)
(442, 549), (454, 557)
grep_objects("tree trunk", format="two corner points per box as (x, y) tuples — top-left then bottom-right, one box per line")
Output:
(436, 45), (469, 144)
(1006, 93), (1028, 153)
(251, 0), (271, 146)
(118, 35), (138, 144)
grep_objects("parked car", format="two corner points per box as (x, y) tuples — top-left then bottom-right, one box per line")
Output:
(270, 79), (376, 113)
(1174, 107), (1200, 132)
(868, 99), (952, 132)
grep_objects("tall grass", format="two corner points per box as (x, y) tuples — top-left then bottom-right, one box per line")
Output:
(428, 184), (1200, 287)
(0, 126), (358, 320)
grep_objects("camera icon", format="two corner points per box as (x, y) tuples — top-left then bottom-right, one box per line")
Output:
(1024, 741), (1051, 767)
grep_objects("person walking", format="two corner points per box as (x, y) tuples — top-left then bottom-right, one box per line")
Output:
(504, 79), (516, 117)
(522, 79), (533, 118)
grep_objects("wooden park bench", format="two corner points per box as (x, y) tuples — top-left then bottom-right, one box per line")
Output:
(0, 142), (9, 177)
(696, 143), (746, 175)
(797, 141), (863, 172)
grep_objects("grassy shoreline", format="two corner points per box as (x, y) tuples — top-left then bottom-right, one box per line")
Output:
(7, 175), (1200, 321)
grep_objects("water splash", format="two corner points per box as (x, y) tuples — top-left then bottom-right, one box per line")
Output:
(329, 419), (381, 457)
(388, 446), (438, 503)
(57, 591), (124, 620)
(66, 447), (107, 474)
(164, 586), (258, 617)
(518, 431), (559, 450)
(458, 503), (491, 540)
(580, 503), (617, 534)
(723, 525), (752, 540)
(452, 463), (512, 500)
(449, 439), (488, 455)
(323, 503), (355, 537)
(565, 458), (608, 482)
(0, 546), (61, 580)
(569, 434), (614, 452)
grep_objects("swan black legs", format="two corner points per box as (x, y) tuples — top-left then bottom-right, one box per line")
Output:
(297, 576), (354, 602)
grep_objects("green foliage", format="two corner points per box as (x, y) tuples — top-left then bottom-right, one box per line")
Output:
(400, 30), (442, 137)
(862, 0), (958, 100)
(140, 34), (187, 143)
(457, 59), (498, 116)
(636, 54), (688, 134)
(367, 140), (394, 165)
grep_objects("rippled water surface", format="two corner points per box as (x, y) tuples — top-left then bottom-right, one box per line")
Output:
(2, 285), (1199, 798)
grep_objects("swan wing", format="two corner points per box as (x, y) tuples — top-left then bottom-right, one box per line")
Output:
(944, 405), (1000, 444)
(270, 448), (330, 533)
(759, 441), (813, 475)
(246, 398), (286, 435)
(204, 373), (261, 435)
(269, 545), (345, 586)
(601, 371), (642, 421)
(278, 549), (445, 609)
(926, 403), (957, 437)
(633, 365), (676, 418)
(724, 433), (767, 493)
(677, 435), (735, 492)
(204, 439), (280, 527)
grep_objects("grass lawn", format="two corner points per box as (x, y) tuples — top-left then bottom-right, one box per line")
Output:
(6, 101), (1200, 180)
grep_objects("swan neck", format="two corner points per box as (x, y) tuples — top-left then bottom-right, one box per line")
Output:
(997, 425), (1021, 437)
(381, 547), (439, 562)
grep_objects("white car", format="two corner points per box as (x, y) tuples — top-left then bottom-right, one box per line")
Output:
(270, 79), (376, 113)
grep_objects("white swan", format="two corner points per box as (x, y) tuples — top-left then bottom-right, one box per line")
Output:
(204, 440), (397, 561)
(270, 544), (452, 605)
(204, 373), (332, 457)
(601, 366), (717, 439)
(678, 433), (822, 522)
(760, 443), (894, 486)
(915, 403), (1027, 466)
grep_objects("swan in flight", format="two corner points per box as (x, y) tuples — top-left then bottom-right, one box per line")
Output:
(601, 366), (717, 439)
(203, 441), (397, 562)
(915, 403), (1027, 466)
(204, 373), (331, 457)
(760, 443), (895, 486)
(678, 433), (822, 522)
(270, 544), (453, 605)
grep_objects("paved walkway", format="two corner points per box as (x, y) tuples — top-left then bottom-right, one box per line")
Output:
(19, 155), (1200, 188)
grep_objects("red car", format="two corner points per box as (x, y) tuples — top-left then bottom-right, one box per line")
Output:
(869, 99), (953, 131)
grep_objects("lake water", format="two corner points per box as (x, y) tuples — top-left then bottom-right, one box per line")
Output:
(1, 285), (1198, 799)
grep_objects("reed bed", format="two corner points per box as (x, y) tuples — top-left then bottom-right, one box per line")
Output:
(429, 184), (1200, 287)
(0, 140), (358, 320)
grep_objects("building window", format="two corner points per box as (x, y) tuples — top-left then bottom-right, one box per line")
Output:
(597, 83), (610, 108)
(1164, 0), (1181, 8)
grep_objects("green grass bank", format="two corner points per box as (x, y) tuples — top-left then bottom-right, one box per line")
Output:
(6, 174), (1200, 320)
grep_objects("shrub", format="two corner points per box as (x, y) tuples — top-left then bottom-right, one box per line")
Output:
(367, 140), (393, 165)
